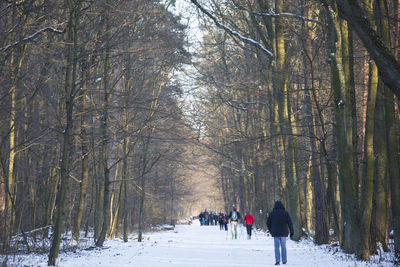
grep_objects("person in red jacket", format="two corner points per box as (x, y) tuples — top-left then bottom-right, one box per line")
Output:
(244, 211), (255, 239)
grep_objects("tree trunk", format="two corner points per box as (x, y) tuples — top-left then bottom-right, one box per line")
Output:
(332, 0), (400, 98)
(48, 1), (81, 264)
(377, 0), (396, 254)
(386, 0), (400, 249)
(374, 85), (389, 252)
(93, 127), (102, 241)
(326, 3), (359, 253)
(122, 136), (130, 242)
(358, 0), (378, 260)
(274, 0), (302, 240)
(358, 61), (378, 259)
(95, 4), (111, 245)
(72, 57), (90, 245)
(301, 6), (329, 243)
(138, 135), (151, 242)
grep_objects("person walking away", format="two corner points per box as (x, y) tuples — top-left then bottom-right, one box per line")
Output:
(229, 207), (241, 239)
(199, 211), (204, 226)
(244, 211), (255, 239)
(204, 210), (209, 225)
(219, 212), (224, 230)
(223, 213), (228, 231)
(266, 201), (294, 265)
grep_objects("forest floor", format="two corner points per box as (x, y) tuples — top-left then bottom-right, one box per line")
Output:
(2, 220), (395, 266)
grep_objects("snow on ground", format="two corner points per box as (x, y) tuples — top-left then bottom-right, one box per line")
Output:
(3, 221), (393, 266)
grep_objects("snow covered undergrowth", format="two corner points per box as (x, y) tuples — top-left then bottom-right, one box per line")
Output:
(2, 220), (394, 266)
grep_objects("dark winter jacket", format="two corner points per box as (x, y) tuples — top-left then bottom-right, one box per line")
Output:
(266, 201), (294, 237)
(229, 210), (241, 222)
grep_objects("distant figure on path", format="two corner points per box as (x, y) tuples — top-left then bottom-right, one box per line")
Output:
(228, 206), (241, 239)
(244, 210), (255, 239)
(199, 211), (204, 225)
(223, 213), (228, 231)
(219, 212), (224, 230)
(266, 201), (294, 265)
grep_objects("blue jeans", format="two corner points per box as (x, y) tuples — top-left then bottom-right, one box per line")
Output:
(274, 237), (287, 263)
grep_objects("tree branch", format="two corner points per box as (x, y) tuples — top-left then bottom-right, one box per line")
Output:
(189, 0), (273, 58)
(253, 12), (326, 26)
(0, 23), (65, 54)
(331, 0), (400, 98)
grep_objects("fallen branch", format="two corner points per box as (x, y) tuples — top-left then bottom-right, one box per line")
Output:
(11, 225), (51, 239)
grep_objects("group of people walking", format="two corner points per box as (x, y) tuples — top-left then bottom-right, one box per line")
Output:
(227, 207), (255, 240)
(198, 201), (294, 266)
(198, 210), (229, 230)
(198, 210), (219, 226)
(198, 208), (253, 239)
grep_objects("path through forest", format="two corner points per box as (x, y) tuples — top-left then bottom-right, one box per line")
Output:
(15, 220), (392, 266)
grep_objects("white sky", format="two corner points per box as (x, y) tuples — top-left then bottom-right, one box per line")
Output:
(171, 0), (204, 51)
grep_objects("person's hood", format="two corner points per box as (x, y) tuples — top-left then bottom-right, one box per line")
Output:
(273, 201), (285, 210)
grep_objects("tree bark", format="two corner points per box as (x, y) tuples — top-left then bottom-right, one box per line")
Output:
(122, 134), (130, 242)
(374, 0), (391, 252)
(331, 0), (400, 98)
(326, 3), (359, 253)
(48, 1), (81, 264)
(358, 0), (378, 260)
(274, 0), (302, 240)
(72, 56), (91, 246)
(301, 4), (329, 244)
(95, 2), (111, 246)
(138, 135), (150, 242)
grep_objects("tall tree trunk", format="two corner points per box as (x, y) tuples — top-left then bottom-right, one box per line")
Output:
(93, 126), (102, 241)
(48, 1), (81, 264)
(4, 38), (28, 249)
(45, 165), (59, 238)
(358, 55), (378, 260)
(137, 75), (163, 242)
(374, 0), (391, 248)
(275, 0), (301, 240)
(122, 134), (130, 242)
(121, 72), (132, 242)
(332, 0), (400, 98)
(390, 4), (400, 256)
(301, 4), (329, 243)
(304, 155), (313, 235)
(95, 2), (111, 246)
(0, 169), (4, 247)
(108, 164), (121, 239)
(72, 58), (90, 245)
(6, 50), (17, 250)
(138, 135), (150, 242)
(358, 0), (378, 260)
(374, 83), (389, 252)
(327, 3), (359, 253)
(359, 62), (378, 260)
(377, 0), (398, 254)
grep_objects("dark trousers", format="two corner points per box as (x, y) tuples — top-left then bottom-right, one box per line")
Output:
(246, 224), (253, 236)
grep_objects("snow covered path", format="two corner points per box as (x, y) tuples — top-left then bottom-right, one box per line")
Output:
(13, 221), (391, 266)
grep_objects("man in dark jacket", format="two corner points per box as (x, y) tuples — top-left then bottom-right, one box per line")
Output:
(266, 201), (294, 265)
(228, 206), (241, 239)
